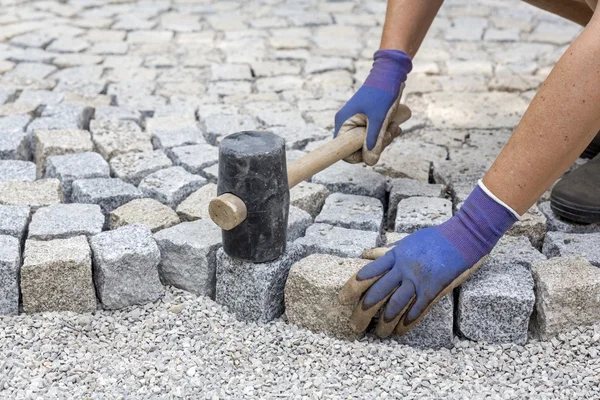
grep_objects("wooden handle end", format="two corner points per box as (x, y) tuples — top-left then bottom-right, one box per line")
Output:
(209, 193), (247, 231)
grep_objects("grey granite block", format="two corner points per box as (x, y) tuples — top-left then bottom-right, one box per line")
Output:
(316, 193), (383, 232)
(394, 197), (452, 233)
(90, 119), (153, 160)
(215, 243), (305, 323)
(168, 144), (219, 175)
(0, 160), (36, 182)
(109, 198), (180, 233)
(154, 219), (222, 298)
(267, 124), (329, 150)
(45, 152), (110, 200)
(16, 89), (63, 107)
(542, 231), (600, 267)
(93, 106), (141, 125)
(0, 235), (21, 315)
(33, 129), (94, 176)
(507, 204), (547, 249)
(28, 103), (92, 133)
(0, 179), (63, 211)
(538, 201), (600, 234)
(147, 116), (204, 149)
(0, 205), (30, 240)
(295, 223), (381, 258)
(312, 162), (387, 202)
(0, 131), (31, 161)
(176, 183), (216, 221)
(288, 205), (312, 241)
(388, 178), (446, 228)
(21, 236), (96, 313)
(395, 293), (454, 349)
(531, 257), (600, 340)
(202, 114), (257, 145)
(90, 225), (164, 309)
(139, 166), (207, 208)
(488, 235), (546, 269)
(289, 181), (329, 218)
(202, 163), (219, 183)
(71, 178), (143, 214)
(109, 150), (172, 186)
(28, 204), (104, 240)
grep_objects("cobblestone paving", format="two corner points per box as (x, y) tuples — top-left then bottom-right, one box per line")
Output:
(1, 0), (599, 397)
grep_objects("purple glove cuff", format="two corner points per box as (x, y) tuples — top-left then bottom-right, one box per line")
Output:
(435, 184), (518, 265)
(363, 49), (412, 96)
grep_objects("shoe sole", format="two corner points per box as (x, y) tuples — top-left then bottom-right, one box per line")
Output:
(550, 196), (600, 224)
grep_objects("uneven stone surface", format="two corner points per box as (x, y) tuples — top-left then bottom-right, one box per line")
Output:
(176, 183), (216, 221)
(507, 204), (547, 249)
(0, 160), (36, 182)
(538, 201), (600, 234)
(90, 120), (152, 160)
(316, 193), (383, 232)
(295, 223), (380, 258)
(388, 178), (446, 228)
(0, 235), (21, 315)
(33, 129), (94, 176)
(395, 293), (454, 349)
(168, 144), (219, 175)
(109, 150), (172, 186)
(312, 162), (386, 202)
(395, 197), (453, 233)
(542, 231), (600, 267)
(147, 116), (204, 149)
(110, 198), (180, 233)
(216, 243), (305, 323)
(90, 225), (163, 309)
(289, 181), (329, 218)
(0, 179), (62, 211)
(532, 257), (600, 340)
(154, 219), (221, 298)
(45, 152), (110, 199)
(139, 166), (206, 208)
(0, 205), (30, 240)
(71, 178), (142, 215)
(287, 205), (312, 242)
(21, 236), (96, 313)
(28, 204), (104, 240)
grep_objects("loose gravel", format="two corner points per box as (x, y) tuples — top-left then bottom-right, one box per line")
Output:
(1, 287), (599, 399)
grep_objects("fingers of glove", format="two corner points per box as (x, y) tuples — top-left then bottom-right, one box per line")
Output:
(374, 280), (416, 338)
(342, 151), (363, 164)
(395, 292), (438, 336)
(334, 102), (361, 138)
(350, 288), (395, 334)
(361, 264), (403, 309)
(339, 252), (395, 305)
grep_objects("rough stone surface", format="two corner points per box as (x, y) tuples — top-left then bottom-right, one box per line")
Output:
(0, 160), (36, 182)
(168, 144), (219, 175)
(147, 116), (204, 149)
(27, 103), (92, 133)
(139, 167), (206, 208)
(388, 178), (446, 228)
(109, 150), (172, 186)
(216, 243), (305, 323)
(0, 179), (62, 211)
(507, 204), (547, 249)
(154, 220), (222, 298)
(395, 197), (453, 233)
(316, 193), (383, 232)
(71, 178), (142, 215)
(538, 201), (600, 234)
(287, 205), (312, 242)
(33, 129), (94, 176)
(0, 205), (30, 240)
(0, 130), (31, 161)
(0, 235), (21, 315)
(21, 236), (96, 313)
(312, 162), (387, 202)
(28, 204), (104, 240)
(176, 183), (216, 221)
(110, 198), (180, 233)
(289, 181), (329, 218)
(532, 257), (600, 340)
(90, 120), (152, 160)
(44, 152), (110, 199)
(395, 294), (454, 349)
(542, 231), (600, 267)
(295, 223), (381, 258)
(90, 225), (164, 309)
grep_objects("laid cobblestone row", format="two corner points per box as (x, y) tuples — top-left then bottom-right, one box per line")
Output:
(28, 203), (104, 240)
(110, 198), (180, 233)
(139, 166), (206, 208)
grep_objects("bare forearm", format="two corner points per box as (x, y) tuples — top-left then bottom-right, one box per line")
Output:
(483, 11), (600, 215)
(380, 0), (444, 57)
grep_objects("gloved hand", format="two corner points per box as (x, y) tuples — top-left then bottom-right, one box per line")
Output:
(334, 49), (412, 166)
(338, 181), (520, 337)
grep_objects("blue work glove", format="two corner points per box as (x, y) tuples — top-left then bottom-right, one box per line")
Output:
(339, 181), (520, 337)
(334, 49), (412, 166)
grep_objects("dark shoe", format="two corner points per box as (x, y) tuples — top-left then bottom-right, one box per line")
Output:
(551, 154), (600, 224)
(581, 131), (600, 159)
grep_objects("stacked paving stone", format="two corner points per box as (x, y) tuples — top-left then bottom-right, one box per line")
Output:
(0, 0), (598, 351)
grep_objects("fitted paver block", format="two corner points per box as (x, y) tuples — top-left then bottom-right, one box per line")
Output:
(45, 152), (110, 200)
(216, 243), (305, 323)
(388, 178), (446, 228)
(0, 205), (30, 241)
(507, 204), (547, 249)
(0, 103), (38, 117)
(90, 225), (164, 309)
(139, 166), (207, 208)
(71, 178), (143, 215)
(267, 124), (329, 150)
(28, 204), (104, 240)
(288, 205), (313, 242)
(109, 150), (172, 186)
(110, 198), (180, 233)
(295, 223), (381, 258)
(63, 92), (113, 108)
(316, 193), (383, 232)
(0, 179), (63, 211)
(531, 257), (600, 340)
(375, 140), (447, 182)
(312, 162), (387, 202)
(33, 129), (94, 176)
(176, 183), (216, 221)
(538, 201), (600, 234)
(94, 106), (141, 125)
(168, 144), (219, 175)
(202, 114), (257, 145)
(0, 160), (36, 182)
(395, 197), (452, 233)
(16, 90), (63, 107)
(395, 293), (454, 349)
(154, 220), (222, 298)
(0, 130), (31, 161)
(147, 116), (204, 149)
(285, 254), (368, 340)
(289, 181), (329, 218)
(488, 235), (546, 269)
(0, 235), (21, 315)
(27, 103), (92, 133)
(21, 236), (96, 313)
(542, 231), (600, 267)
(90, 119), (153, 160)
